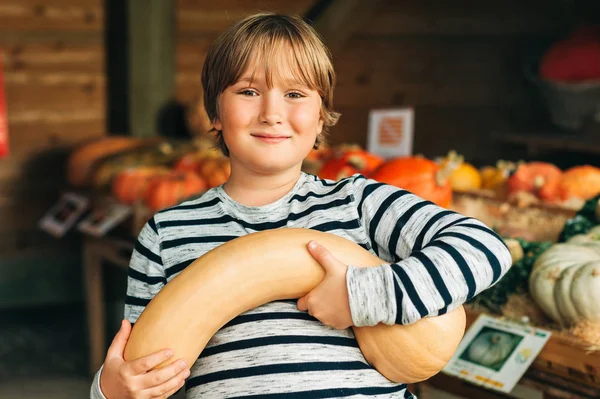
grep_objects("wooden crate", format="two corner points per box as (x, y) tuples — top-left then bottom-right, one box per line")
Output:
(451, 191), (577, 242)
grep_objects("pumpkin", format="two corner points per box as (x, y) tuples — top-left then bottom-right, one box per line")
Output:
(318, 149), (384, 181)
(529, 225), (600, 327)
(67, 136), (145, 187)
(198, 156), (231, 188)
(557, 165), (600, 202)
(480, 161), (518, 197)
(144, 171), (207, 212)
(370, 156), (453, 208)
(466, 330), (518, 368)
(111, 166), (171, 205)
(124, 228), (466, 383)
(438, 151), (481, 192)
(507, 162), (562, 200)
(91, 141), (199, 190)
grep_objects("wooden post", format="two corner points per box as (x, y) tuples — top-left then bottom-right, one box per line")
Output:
(128, 0), (175, 138)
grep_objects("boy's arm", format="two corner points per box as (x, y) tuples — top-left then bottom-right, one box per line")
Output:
(348, 176), (512, 327)
(90, 217), (167, 399)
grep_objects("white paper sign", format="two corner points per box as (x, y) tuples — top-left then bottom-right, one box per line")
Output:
(78, 203), (132, 237)
(442, 313), (551, 394)
(39, 193), (90, 238)
(367, 108), (414, 159)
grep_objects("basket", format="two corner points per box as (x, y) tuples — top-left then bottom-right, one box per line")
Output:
(536, 77), (600, 131)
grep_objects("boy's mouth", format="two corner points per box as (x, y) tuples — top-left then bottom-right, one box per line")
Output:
(251, 133), (291, 143)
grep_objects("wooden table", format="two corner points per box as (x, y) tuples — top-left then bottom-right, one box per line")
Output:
(83, 235), (133, 375)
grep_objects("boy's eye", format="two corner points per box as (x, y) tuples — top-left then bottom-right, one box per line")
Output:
(286, 91), (304, 99)
(238, 89), (257, 96)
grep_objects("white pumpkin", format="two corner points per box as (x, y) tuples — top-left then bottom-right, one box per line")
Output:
(529, 226), (600, 327)
(467, 331), (517, 367)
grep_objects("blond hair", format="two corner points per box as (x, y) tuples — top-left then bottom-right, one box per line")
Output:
(201, 12), (340, 156)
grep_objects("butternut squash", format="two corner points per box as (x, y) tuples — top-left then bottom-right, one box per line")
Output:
(124, 228), (466, 383)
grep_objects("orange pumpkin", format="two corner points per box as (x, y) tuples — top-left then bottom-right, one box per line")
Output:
(145, 171), (207, 212)
(111, 166), (171, 205)
(507, 162), (562, 200)
(557, 165), (600, 201)
(438, 151), (481, 192)
(370, 156), (453, 208)
(199, 157), (231, 188)
(67, 136), (144, 187)
(318, 149), (384, 181)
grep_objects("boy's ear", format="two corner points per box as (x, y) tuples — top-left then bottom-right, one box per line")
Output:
(317, 118), (324, 135)
(214, 118), (222, 131)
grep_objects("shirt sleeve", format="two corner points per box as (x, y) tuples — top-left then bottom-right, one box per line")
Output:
(90, 366), (107, 399)
(346, 175), (512, 326)
(89, 217), (167, 398)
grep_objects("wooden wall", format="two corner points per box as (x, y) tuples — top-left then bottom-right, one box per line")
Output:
(0, 0), (105, 306)
(331, 0), (571, 165)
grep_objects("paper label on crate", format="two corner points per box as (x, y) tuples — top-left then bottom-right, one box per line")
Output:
(442, 313), (551, 394)
(0, 51), (9, 158)
(38, 193), (90, 238)
(367, 108), (414, 159)
(78, 203), (132, 237)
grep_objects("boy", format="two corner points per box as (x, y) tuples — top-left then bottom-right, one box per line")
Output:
(91, 12), (511, 398)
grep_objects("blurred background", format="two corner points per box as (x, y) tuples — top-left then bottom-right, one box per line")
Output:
(1, 0), (599, 398)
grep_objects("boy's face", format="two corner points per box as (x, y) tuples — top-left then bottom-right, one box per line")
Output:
(214, 56), (324, 176)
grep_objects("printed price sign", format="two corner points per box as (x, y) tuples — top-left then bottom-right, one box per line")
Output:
(78, 203), (132, 237)
(367, 108), (414, 159)
(39, 193), (90, 238)
(0, 51), (9, 158)
(442, 314), (551, 394)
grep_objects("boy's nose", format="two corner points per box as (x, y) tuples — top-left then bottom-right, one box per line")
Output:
(259, 95), (284, 125)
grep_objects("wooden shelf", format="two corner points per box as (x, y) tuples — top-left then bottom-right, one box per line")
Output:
(491, 124), (600, 156)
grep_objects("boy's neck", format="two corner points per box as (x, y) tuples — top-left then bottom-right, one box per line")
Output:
(223, 168), (302, 207)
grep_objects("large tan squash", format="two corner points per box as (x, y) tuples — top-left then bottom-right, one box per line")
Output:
(124, 228), (466, 383)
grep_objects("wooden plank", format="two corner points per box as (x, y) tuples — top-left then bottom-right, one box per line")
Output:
(6, 116), (105, 159)
(128, 0), (176, 138)
(2, 42), (103, 73)
(175, 38), (214, 71)
(364, 0), (561, 37)
(176, 0), (317, 34)
(310, 0), (387, 54)
(333, 37), (532, 86)
(5, 73), (105, 113)
(0, 0), (103, 32)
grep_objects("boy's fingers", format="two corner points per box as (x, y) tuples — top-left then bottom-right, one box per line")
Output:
(106, 319), (131, 359)
(128, 349), (175, 375)
(144, 367), (190, 399)
(297, 296), (308, 311)
(307, 241), (341, 273)
(141, 359), (188, 388)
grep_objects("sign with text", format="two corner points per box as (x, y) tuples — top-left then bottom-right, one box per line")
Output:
(442, 314), (551, 394)
(367, 108), (414, 159)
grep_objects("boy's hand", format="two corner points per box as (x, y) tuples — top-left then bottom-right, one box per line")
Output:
(100, 319), (190, 399)
(297, 241), (353, 330)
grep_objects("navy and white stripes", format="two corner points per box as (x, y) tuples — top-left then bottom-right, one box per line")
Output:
(91, 172), (511, 399)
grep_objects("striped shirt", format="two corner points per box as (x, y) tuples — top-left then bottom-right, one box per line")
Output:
(91, 172), (512, 398)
